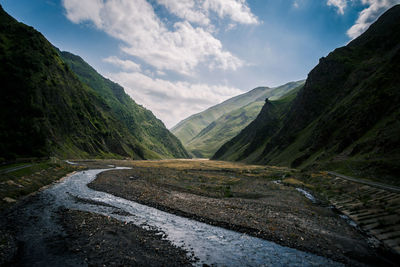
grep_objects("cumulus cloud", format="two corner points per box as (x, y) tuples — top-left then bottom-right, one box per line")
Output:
(327, 0), (348, 15)
(103, 56), (141, 72)
(347, 0), (400, 39)
(107, 71), (242, 128)
(156, 0), (210, 26)
(119, 20), (243, 75)
(62, 0), (258, 126)
(62, 0), (252, 75)
(63, 0), (103, 26)
(156, 0), (259, 26)
(203, 0), (259, 25)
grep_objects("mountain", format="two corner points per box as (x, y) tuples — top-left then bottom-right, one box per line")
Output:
(0, 5), (188, 160)
(186, 84), (304, 158)
(59, 51), (188, 159)
(213, 5), (400, 184)
(172, 81), (304, 157)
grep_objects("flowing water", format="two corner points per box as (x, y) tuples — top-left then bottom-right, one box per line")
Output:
(30, 168), (343, 266)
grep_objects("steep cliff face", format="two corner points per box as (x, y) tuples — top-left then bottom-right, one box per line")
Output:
(213, 5), (400, 183)
(0, 6), (188, 160)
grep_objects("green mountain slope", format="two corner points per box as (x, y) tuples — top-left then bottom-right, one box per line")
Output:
(172, 81), (304, 156)
(186, 83), (304, 158)
(213, 5), (400, 184)
(60, 51), (188, 159)
(0, 6), (188, 160)
(171, 86), (267, 144)
(213, 88), (301, 162)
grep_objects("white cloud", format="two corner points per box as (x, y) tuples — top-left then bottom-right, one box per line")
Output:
(156, 0), (259, 26)
(62, 0), (103, 26)
(63, 0), (248, 76)
(119, 20), (243, 75)
(156, 0), (210, 26)
(103, 56), (141, 72)
(203, 0), (259, 25)
(347, 0), (400, 39)
(106, 70), (242, 128)
(62, 0), (258, 126)
(327, 0), (348, 15)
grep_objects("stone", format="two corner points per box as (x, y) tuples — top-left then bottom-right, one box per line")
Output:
(3, 197), (16, 203)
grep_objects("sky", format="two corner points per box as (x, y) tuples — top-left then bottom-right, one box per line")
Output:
(1, 0), (399, 128)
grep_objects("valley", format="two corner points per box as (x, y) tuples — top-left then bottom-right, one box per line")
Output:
(1, 2), (400, 266)
(1, 159), (399, 266)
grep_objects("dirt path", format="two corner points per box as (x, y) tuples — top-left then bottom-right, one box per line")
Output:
(328, 171), (400, 193)
(0, 164), (32, 174)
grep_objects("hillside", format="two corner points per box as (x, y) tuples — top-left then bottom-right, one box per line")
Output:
(172, 81), (304, 157)
(0, 6), (188, 160)
(213, 5), (400, 184)
(187, 84), (303, 158)
(60, 51), (188, 159)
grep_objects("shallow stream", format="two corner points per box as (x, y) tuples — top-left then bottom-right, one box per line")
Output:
(39, 168), (344, 266)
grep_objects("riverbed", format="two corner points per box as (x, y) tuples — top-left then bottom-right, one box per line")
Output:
(43, 168), (345, 266)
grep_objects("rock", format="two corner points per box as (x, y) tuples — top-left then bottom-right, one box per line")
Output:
(2, 197), (16, 203)
(6, 180), (17, 186)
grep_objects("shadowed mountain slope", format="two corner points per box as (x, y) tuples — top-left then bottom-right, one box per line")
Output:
(213, 5), (400, 184)
(60, 51), (188, 159)
(0, 6), (188, 160)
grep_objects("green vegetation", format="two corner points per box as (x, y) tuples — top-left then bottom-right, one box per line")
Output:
(0, 6), (188, 160)
(213, 86), (301, 162)
(173, 81), (304, 157)
(213, 5), (400, 183)
(0, 160), (81, 210)
(94, 159), (294, 199)
(186, 101), (265, 158)
(60, 51), (188, 159)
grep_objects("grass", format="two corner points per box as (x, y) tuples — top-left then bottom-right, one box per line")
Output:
(0, 160), (81, 210)
(103, 159), (295, 199)
(173, 81), (304, 149)
(282, 177), (314, 189)
(185, 101), (265, 158)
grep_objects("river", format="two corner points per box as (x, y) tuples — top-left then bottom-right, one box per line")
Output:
(13, 168), (344, 266)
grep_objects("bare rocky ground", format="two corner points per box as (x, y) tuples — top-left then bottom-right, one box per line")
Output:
(0, 197), (192, 267)
(88, 159), (400, 266)
(0, 160), (193, 267)
(58, 209), (193, 267)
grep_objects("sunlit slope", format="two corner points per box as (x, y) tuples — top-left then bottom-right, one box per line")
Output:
(172, 81), (304, 157)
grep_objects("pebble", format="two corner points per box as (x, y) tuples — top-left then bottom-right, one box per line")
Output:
(3, 197), (16, 203)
